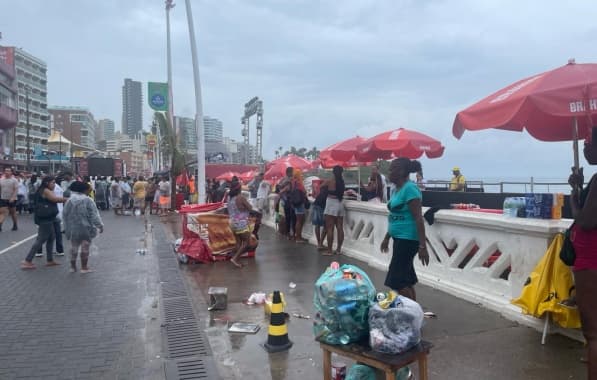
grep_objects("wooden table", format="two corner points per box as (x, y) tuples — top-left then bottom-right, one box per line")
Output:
(319, 340), (433, 380)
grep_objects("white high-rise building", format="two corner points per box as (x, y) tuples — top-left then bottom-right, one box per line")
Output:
(175, 116), (197, 153)
(98, 118), (115, 141)
(13, 48), (49, 161)
(121, 78), (143, 138)
(203, 116), (223, 143)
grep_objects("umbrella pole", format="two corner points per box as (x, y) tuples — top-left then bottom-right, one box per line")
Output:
(541, 312), (550, 345)
(573, 117), (580, 171)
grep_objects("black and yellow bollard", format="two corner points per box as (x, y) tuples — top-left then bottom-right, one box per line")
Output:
(263, 290), (293, 352)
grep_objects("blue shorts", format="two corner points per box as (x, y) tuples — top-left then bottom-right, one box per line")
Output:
(294, 204), (306, 215)
(311, 204), (325, 226)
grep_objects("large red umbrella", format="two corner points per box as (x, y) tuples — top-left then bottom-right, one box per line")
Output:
(216, 171), (240, 181)
(239, 170), (257, 183)
(267, 154), (313, 170)
(264, 162), (294, 180)
(356, 128), (444, 161)
(320, 136), (367, 162)
(453, 60), (597, 168)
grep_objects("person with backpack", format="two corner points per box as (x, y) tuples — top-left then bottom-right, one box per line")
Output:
(21, 176), (66, 269)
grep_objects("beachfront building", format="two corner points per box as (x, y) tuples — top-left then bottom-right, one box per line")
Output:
(121, 78), (143, 138)
(0, 46), (18, 160)
(48, 106), (96, 153)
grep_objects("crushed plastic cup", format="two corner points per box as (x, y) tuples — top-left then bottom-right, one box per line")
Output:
(247, 292), (266, 304)
(289, 282), (297, 289)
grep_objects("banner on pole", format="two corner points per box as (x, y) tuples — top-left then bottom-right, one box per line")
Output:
(148, 82), (168, 111)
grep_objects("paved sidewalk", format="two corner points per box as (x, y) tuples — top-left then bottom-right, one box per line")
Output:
(0, 212), (164, 380)
(164, 217), (587, 380)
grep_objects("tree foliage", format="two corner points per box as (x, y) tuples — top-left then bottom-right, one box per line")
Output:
(281, 146), (320, 160)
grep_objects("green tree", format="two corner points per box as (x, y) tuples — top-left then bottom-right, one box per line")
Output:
(154, 112), (185, 207)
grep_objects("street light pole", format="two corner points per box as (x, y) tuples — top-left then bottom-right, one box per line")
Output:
(184, 0), (206, 203)
(25, 85), (31, 172)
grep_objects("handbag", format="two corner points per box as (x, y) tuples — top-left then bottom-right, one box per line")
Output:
(559, 225), (575, 266)
(35, 193), (58, 220)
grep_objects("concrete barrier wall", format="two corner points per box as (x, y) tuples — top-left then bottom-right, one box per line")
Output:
(261, 195), (582, 339)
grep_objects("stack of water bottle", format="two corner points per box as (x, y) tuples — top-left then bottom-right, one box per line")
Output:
(313, 263), (376, 345)
(502, 193), (564, 219)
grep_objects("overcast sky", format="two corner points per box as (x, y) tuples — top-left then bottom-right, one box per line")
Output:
(2, 0), (597, 182)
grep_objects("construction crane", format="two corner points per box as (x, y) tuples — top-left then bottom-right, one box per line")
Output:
(241, 96), (263, 164)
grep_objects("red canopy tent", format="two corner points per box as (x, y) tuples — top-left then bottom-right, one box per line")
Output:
(357, 128), (444, 161)
(216, 171), (240, 181)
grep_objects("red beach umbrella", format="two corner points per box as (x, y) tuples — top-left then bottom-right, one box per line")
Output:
(357, 128), (444, 161)
(215, 171), (240, 181)
(239, 170), (257, 182)
(453, 59), (597, 168)
(320, 136), (367, 162)
(267, 154), (313, 171)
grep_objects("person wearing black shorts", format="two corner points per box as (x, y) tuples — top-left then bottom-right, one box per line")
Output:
(380, 158), (429, 301)
(0, 167), (19, 231)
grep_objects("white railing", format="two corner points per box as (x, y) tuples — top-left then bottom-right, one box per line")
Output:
(262, 195), (582, 340)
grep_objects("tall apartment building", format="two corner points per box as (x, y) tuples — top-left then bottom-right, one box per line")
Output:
(10, 48), (49, 161)
(48, 106), (96, 152)
(97, 118), (115, 141)
(0, 46), (18, 158)
(175, 116), (197, 153)
(121, 78), (142, 138)
(105, 131), (142, 153)
(203, 116), (223, 143)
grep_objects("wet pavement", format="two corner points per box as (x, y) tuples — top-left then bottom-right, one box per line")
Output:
(0, 211), (163, 380)
(165, 216), (587, 380)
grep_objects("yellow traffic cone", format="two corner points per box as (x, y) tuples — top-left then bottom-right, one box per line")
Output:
(263, 290), (293, 352)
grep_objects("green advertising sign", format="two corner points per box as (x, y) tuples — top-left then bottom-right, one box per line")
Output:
(148, 82), (168, 111)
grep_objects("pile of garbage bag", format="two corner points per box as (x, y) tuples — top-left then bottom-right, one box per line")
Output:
(369, 291), (424, 354)
(313, 263), (376, 345)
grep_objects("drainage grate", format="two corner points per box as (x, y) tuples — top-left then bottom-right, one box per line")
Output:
(160, 268), (183, 282)
(164, 357), (220, 380)
(163, 297), (196, 323)
(162, 281), (188, 299)
(164, 321), (211, 358)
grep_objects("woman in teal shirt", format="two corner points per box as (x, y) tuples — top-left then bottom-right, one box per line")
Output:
(380, 158), (429, 301)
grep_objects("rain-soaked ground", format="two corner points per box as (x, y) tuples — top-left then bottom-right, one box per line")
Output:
(162, 217), (586, 380)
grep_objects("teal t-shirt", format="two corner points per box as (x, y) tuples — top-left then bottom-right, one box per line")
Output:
(387, 180), (421, 241)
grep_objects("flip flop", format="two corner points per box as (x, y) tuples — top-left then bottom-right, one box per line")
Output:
(20, 261), (36, 270)
(80, 269), (94, 274)
(322, 251), (334, 256)
(45, 261), (61, 267)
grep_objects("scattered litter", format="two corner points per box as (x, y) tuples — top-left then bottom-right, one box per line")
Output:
(228, 322), (260, 334)
(424, 311), (437, 319)
(246, 292), (266, 305)
(292, 313), (311, 319)
(136, 248), (147, 255)
(289, 282), (297, 289)
(208, 287), (228, 311)
(173, 238), (182, 252)
(156, 355), (160, 359)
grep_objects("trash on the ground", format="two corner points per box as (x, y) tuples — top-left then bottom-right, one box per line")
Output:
(208, 286), (228, 311)
(228, 322), (260, 334)
(424, 311), (437, 319)
(136, 248), (147, 255)
(177, 253), (188, 264)
(289, 282), (297, 289)
(331, 362), (347, 380)
(246, 292), (267, 305)
(173, 238), (182, 252)
(292, 313), (311, 319)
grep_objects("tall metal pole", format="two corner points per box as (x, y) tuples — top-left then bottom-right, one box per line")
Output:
(166, 0), (175, 143)
(25, 85), (30, 172)
(184, 0), (206, 203)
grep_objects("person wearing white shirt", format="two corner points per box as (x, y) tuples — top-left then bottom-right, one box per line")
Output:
(120, 179), (132, 210)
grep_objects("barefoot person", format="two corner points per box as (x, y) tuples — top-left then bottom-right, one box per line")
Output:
(21, 176), (66, 269)
(380, 158), (429, 301)
(63, 181), (104, 273)
(227, 177), (252, 268)
(568, 127), (597, 379)
(323, 165), (345, 255)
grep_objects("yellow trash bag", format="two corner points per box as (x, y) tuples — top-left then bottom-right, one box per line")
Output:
(511, 233), (581, 329)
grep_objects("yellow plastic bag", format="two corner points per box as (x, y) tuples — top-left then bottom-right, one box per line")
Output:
(511, 233), (581, 329)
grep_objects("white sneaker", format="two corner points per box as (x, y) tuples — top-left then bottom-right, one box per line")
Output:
(35, 253), (43, 257)
(55, 252), (65, 257)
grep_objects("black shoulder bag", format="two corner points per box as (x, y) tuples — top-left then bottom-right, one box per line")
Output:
(35, 192), (58, 220)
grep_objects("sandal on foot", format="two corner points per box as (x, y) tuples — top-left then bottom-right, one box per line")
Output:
(45, 261), (61, 267)
(80, 268), (94, 274)
(334, 250), (342, 255)
(316, 246), (327, 251)
(230, 259), (243, 268)
(296, 238), (308, 244)
(20, 261), (36, 270)
(321, 251), (334, 256)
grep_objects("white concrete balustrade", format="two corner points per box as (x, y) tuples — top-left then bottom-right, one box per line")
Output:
(262, 195), (580, 338)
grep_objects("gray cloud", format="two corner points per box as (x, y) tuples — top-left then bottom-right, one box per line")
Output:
(2, 0), (596, 182)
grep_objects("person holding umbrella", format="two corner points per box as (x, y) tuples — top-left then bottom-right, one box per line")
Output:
(380, 158), (429, 301)
(569, 127), (597, 378)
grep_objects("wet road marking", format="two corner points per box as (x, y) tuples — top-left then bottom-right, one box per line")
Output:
(0, 234), (37, 256)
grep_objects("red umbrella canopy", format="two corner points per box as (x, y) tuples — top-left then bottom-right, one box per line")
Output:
(215, 171), (240, 181)
(453, 60), (597, 142)
(239, 170), (257, 182)
(264, 162), (295, 180)
(268, 154), (313, 170)
(319, 136), (367, 162)
(357, 128), (444, 161)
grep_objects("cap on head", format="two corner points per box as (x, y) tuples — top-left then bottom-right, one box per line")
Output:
(452, 167), (460, 172)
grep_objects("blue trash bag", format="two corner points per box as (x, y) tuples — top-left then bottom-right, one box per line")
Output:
(346, 364), (376, 380)
(313, 263), (376, 345)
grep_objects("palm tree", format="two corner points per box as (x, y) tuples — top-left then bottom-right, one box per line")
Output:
(154, 112), (185, 208)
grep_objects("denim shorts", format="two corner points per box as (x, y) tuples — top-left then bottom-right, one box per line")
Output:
(311, 204), (325, 226)
(294, 204), (306, 215)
